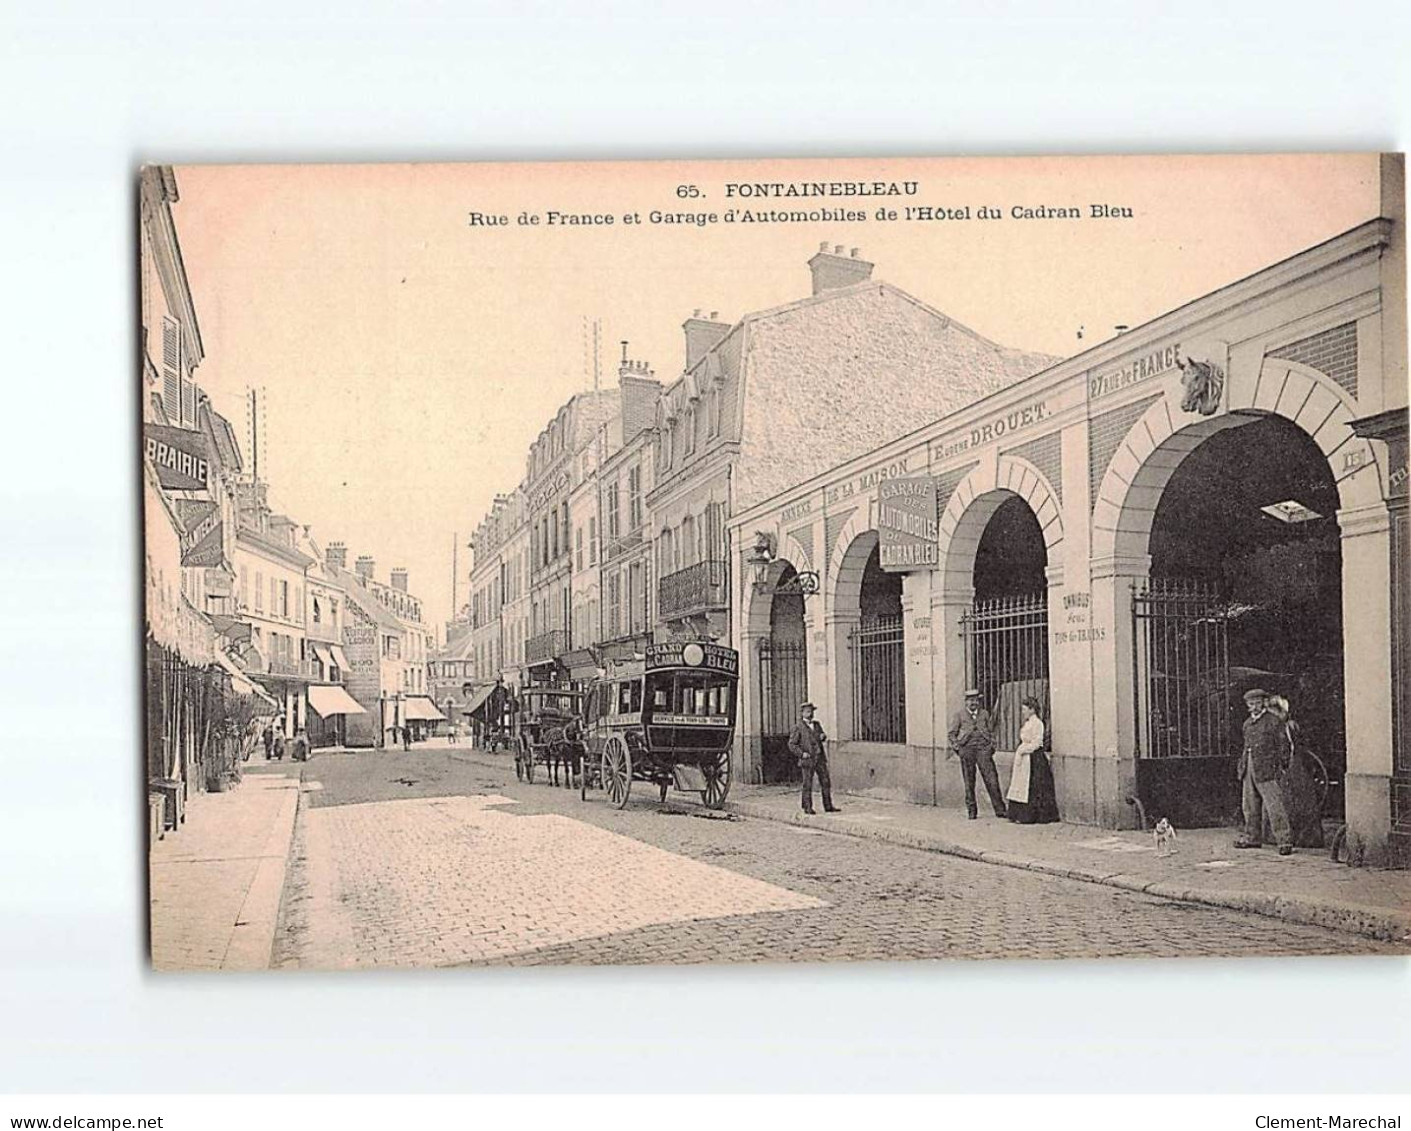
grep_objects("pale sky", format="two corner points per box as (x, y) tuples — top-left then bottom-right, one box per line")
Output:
(171, 154), (1382, 634)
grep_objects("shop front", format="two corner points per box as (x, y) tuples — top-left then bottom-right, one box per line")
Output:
(731, 219), (1406, 862)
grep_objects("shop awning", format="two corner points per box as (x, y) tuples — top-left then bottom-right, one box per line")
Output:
(310, 643), (335, 670)
(328, 644), (351, 671)
(559, 648), (601, 681)
(401, 696), (445, 722)
(214, 649), (257, 698)
(308, 684), (367, 717)
(464, 684), (496, 719)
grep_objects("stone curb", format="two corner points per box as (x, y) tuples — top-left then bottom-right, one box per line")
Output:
(725, 798), (1411, 945)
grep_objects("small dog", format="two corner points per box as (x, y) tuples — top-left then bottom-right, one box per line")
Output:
(1153, 817), (1178, 856)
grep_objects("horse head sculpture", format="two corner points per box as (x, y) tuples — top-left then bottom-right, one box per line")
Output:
(1175, 354), (1225, 416)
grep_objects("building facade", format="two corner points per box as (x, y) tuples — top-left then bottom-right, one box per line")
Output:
(731, 206), (1408, 865)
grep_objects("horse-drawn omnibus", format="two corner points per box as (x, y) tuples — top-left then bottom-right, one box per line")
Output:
(578, 641), (738, 810)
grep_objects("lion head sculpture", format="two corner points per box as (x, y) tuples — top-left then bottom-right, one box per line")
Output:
(1175, 355), (1224, 416)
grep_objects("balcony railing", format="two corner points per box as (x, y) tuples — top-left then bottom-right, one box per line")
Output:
(658, 559), (729, 621)
(265, 656), (319, 680)
(603, 527), (643, 563)
(525, 628), (569, 666)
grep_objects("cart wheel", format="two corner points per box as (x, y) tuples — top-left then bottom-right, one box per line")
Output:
(701, 747), (731, 809)
(602, 736), (632, 809)
(514, 752), (524, 782)
(579, 756), (589, 802)
(659, 780), (669, 804)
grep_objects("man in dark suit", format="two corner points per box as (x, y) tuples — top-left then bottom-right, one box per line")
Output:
(948, 688), (1007, 819)
(788, 702), (839, 815)
(1234, 687), (1294, 855)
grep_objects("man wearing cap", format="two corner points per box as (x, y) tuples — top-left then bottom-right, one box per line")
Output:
(1235, 687), (1295, 855)
(948, 689), (1007, 820)
(789, 701), (839, 815)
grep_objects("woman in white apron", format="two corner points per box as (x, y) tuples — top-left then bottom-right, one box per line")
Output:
(1006, 696), (1059, 824)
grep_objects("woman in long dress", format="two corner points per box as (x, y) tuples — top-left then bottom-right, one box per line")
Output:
(1006, 697), (1059, 824)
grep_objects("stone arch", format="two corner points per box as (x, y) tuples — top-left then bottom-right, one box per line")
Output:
(827, 517), (876, 615)
(937, 454), (1064, 601)
(1092, 358), (1384, 563)
(742, 556), (799, 640)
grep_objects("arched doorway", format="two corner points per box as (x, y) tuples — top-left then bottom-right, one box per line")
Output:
(758, 561), (808, 782)
(1133, 414), (1345, 824)
(847, 537), (905, 744)
(959, 494), (1051, 751)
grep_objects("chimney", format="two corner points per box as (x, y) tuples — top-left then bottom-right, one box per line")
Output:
(355, 555), (375, 583)
(682, 312), (731, 371)
(326, 541), (348, 570)
(808, 242), (873, 295)
(391, 567), (409, 592)
(618, 371), (664, 441)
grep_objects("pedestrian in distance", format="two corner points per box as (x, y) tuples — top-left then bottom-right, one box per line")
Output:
(948, 689), (1007, 820)
(262, 723), (274, 761)
(1005, 696), (1059, 824)
(1234, 688), (1295, 855)
(788, 701), (839, 815)
(402, 724), (412, 751)
(292, 727), (310, 763)
(272, 730), (285, 762)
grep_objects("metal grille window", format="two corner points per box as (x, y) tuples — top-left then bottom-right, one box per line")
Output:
(961, 593), (1050, 751)
(760, 638), (808, 737)
(1132, 578), (1231, 760)
(850, 615), (906, 743)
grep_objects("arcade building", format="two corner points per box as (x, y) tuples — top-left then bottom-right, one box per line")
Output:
(729, 207), (1409, 866)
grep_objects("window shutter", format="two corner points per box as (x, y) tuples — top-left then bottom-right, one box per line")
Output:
(161, 316), (181, 422)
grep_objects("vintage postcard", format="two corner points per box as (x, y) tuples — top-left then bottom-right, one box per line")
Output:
(141, 154), (1410, 971)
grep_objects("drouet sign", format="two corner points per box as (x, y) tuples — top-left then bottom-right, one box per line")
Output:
(877, 476), (939, 572)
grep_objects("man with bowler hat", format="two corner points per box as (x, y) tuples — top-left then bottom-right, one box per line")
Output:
(1234, 687), (1295, 855)
(788, 701), (839, 815)
(948, 688), (1007, 819)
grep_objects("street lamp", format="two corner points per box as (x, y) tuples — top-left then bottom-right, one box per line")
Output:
(746, 531), (776, 589)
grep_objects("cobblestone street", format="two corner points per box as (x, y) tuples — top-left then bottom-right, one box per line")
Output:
(271, 746), (1400, 969)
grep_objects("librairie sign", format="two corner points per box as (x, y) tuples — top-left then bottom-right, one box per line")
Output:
(877, 476), (939, 572)
(145, 424), (211, 491)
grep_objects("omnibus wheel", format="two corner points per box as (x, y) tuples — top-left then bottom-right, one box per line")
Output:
(659, 780), (669, 804)
(603, 736), (632, 809)
(701, 747), (731, 810)
(514, 749), (524, 782)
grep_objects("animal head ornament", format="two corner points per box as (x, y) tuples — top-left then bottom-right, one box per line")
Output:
(1175, 354), (1225, 416)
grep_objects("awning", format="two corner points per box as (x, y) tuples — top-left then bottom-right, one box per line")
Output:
(214, 649), (257, 698)
(401, 696), (445, 722)
(308, 684), (367, 717)
(328, 644), (351, 671)
(464, 684), (496, 719)
(559, 648), (601, 681)
(310, 643), (335, 669)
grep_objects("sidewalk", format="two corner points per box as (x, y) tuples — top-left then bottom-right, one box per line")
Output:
(727, 785), (1411, 944)
(148, 763), (302, 971)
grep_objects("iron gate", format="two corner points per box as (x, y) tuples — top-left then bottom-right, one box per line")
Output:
(758, 638), (807, 783)
(850, 615), (905, 744)
(1131, 578), (1231, 760)
(960, 593), (1049, 752)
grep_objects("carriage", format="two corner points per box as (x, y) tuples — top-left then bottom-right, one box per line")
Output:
(578, 641), (738, 810)
(512, 687), (584, 788)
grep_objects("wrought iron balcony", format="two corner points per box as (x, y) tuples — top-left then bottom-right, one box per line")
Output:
(658, 559), (729, 621)
(603, 526), (643, 563)
(525, 628), (569, 666)
(265, 656), (318, 680)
